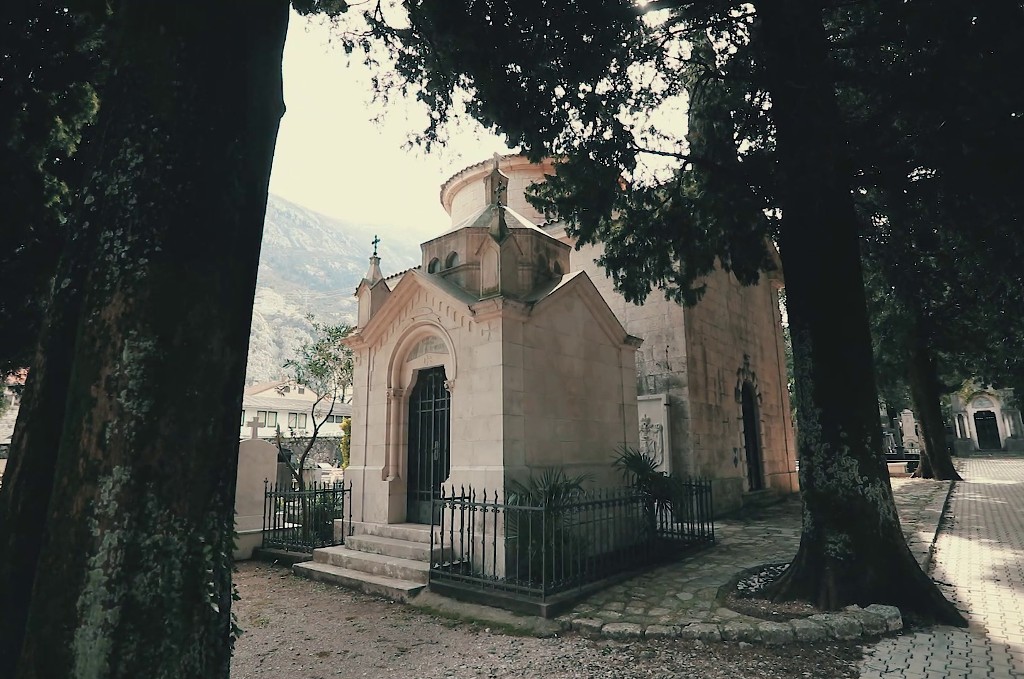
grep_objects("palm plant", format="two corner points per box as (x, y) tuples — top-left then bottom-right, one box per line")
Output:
(505, 468), (591, 588)
(614, 447), (687, 536)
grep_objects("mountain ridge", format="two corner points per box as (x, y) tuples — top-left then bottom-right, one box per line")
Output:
(245, 194), (421, 383)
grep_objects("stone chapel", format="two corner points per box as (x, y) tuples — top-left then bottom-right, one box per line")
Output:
(344, 155), (797, 527)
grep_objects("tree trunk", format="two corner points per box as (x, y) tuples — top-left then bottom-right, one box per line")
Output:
(6, 2), (290, 676)
(756, 0), (963, 625)
(0, 211), (100, 674)
(907, 314), (961, 481)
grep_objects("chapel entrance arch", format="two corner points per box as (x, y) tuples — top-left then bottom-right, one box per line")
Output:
(974, 410), (1002, 450)
(741, 381), (764, 491)
(405, 366), (451, 524)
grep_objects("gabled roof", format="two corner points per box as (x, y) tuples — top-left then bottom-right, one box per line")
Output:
(244, 379), (289, 396)
(355, 265), (639, 351)
(528, 271), (641, 348)
(352, 268), (480, 347)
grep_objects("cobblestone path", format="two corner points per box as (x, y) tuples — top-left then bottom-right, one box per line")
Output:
(559, 475), (950, 634)
(861, 457), (1024, 678)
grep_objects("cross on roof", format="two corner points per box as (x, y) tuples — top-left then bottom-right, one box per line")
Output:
(372, 234), (380, 256)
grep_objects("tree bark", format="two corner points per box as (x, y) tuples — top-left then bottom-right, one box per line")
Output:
(756, 0), (963, 625)
(907, 314), (961, 481)
(4, 1), (290, 676)
(0, 209), (100, 674)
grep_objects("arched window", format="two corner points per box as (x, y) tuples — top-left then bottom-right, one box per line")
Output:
(427, 258), (440, 273)
(445, 251), (460, 269)
(552, 260), (563, 276)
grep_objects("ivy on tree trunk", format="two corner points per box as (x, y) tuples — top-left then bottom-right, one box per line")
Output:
(756, 0), (963, 625)
(0, 1), (290, 676)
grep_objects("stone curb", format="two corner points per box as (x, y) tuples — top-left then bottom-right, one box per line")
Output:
(921, 478), (957, 573)
(570, 604), (903, 644)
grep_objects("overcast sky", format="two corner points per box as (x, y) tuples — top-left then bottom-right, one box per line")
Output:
(268, 12), (512, 243)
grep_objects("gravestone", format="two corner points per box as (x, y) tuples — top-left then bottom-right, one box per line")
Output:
(234, 417), (278, 559)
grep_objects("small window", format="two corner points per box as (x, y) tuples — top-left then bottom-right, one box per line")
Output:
(298, 387), (305, 394)
(298, 413), (307, 428)
(267, 411), (278, 427)
(257, 410), (268, 426)
(287, 412), (299, 428)
(552, 260), (563, 275)
(445, 251), (460, 269)
(428, 257), (440, 273)
(282, 385), (290, 393)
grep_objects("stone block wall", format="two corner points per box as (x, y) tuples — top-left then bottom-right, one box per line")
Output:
(683, 267), (797, 513)
(567, 241), (695, 477)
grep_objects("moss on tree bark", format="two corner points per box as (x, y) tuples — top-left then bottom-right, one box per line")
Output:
(756, 0), (963, 625)
(0, 1), (291, 676)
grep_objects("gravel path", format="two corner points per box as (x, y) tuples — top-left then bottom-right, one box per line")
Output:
(231, 562), (861, 678)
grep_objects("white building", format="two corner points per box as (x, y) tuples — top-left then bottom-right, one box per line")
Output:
(240, 379), (351, 440)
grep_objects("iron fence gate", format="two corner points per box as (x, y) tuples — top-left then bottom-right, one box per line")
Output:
(262, 480), (351, 553)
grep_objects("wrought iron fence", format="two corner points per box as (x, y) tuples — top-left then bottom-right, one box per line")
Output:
(429, 480), (714, 605)
(262, 480), (352, 553)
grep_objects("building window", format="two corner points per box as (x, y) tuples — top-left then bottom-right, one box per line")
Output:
(282, 385), (290, 393)
(258, 411), (277, 427)
(298, 387), (305, 394)
(267, 411), (278, 427)
(257, 410), (267, 426)
(445, 251), (460, 269)
(240, 410), (246, 425)
(288, 412), (308, 429)
(428, 257), (440, 273)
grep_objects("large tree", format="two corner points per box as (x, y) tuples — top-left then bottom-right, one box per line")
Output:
(344, 0), (963, 621)
(0, 1), (293, 675)
(837, 0), (1024, 477)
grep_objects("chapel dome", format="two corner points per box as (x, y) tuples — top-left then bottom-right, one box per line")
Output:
(440, 154), (556, 229)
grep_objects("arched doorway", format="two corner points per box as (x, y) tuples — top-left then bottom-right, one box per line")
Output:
(974, 410), (1002, 450)
(406, 366), (451, 524)
(741, 381), (764, 491)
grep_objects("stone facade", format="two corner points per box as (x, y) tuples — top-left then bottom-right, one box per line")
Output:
(344, 158), (641, 526)
(951, 388), (1024, 454)
(346, 154), (797, 525)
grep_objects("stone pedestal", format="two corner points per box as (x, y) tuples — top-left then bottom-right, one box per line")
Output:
(234, 437), (278, 560)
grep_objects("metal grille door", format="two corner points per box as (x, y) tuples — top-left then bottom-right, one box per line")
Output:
(742, 382), (764, 491)
(407, 367), (451, 524)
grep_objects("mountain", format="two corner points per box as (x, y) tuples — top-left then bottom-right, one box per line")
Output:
(245, 195), (421, 383)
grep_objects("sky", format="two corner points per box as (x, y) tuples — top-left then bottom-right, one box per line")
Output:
(268, 12), (512, 243)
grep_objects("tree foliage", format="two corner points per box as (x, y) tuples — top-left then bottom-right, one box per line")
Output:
(277, 317), (354, 487)
(0, 0), (107, 375)
(337, 0), (969, 622)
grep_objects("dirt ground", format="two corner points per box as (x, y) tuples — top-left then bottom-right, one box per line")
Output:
(231, 562), (862, 679)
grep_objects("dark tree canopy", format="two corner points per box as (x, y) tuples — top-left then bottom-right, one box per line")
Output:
(0, 0), (106, 375)
(339, 0), (971, 622)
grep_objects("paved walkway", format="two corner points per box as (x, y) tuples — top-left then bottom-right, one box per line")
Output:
(860, 457), (1024, 678)
(557, 475), (952, 637)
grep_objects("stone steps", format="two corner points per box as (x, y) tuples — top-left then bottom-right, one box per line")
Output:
(740, 489), (783, 510)
(347, 521), (438, 544)
(293, 561), (426, 602)
(314, 545), (430, 583)
(294, 523), (438, 601)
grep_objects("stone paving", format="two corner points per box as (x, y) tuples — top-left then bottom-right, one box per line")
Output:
(860, 457), (1024, 678)
(558, 475), (952, 641)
